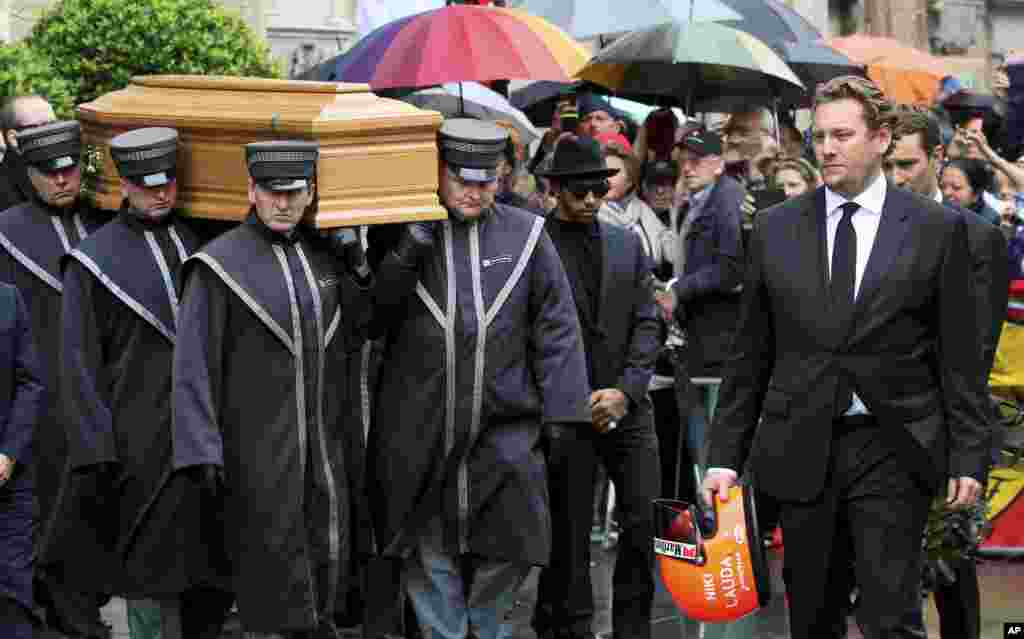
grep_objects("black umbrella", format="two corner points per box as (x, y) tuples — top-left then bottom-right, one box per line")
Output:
(509, 80), (582, 126)
(577, 20), (806, 113)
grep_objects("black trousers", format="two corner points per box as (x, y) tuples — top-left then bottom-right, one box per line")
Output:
(933, 557), (980, 639)
(533, 417), (661, 639)
(777, 417), (932, 639)
(650, 387), (697, 501)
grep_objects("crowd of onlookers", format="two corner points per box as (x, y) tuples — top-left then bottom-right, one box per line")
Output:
(483, 52), (1024, 531)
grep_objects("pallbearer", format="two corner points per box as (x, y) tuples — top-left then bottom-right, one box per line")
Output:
(0, 120), (113, 638)
(172, 141), (367, 638)
(362, 119), (591, 639)
(51, 127), (233, 639)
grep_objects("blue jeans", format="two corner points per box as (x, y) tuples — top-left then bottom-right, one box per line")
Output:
(405, 517), (532, 639)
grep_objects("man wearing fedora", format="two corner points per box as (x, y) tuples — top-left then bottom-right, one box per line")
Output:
(360, 118), (590, 639)
(532, 135), (661, 639)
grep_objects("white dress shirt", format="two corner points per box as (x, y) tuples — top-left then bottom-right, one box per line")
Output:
(824, 172), (888, 416)
(707, 173), (889, 480)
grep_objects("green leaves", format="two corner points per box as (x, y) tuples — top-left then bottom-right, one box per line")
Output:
(0, 42), (76, 118)
(21, 0), (283, 109)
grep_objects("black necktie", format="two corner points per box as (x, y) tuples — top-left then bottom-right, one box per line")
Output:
(832, 202), (858, 415)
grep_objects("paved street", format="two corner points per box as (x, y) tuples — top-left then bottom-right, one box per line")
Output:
(96, 546), (1024, 639)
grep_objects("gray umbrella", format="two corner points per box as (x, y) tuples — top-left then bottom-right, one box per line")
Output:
(400, 83), (540, 146)
(510, 0), (741, 40)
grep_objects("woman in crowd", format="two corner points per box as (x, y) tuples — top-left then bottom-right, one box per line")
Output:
(940, 157), (1002, 225)
(772, 157), (822, 199)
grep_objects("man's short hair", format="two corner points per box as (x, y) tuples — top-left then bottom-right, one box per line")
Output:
(891, 106), (941, 157)
(1, 95), (46, 132)
(813, 75), (896, 133)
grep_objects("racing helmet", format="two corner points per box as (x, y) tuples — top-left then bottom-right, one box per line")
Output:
(652, 485), (771, 623)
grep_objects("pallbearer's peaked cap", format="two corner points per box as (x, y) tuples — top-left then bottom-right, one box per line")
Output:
(110, 127), (179, 187)
(19, 120), (82, 173)
(437, 118), (508, 183)
(245, 140), (319, 191)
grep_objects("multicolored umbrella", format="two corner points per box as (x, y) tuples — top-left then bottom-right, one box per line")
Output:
(577, 20), (805, 113)
(316, 4), (589, 89)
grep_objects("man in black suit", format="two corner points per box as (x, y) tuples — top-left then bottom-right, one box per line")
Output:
(0, 283), (43, 639)
(886, 106), (1009, 639)
(702, 76), (992, 639)
(532, 135), (661, 639)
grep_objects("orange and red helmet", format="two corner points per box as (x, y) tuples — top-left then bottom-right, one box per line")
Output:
(652, 485), (771, 623)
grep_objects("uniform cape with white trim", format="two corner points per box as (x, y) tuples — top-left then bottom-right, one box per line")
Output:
(170, 216), (359, 632)
(363, 203), (591, 566)
(0, 198), (112, 562)
(39, 212), (205, 598)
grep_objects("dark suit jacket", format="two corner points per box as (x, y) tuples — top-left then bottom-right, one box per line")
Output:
(672, 175), (745, 375)
(0, 283), (43, 489)
(944, 199), (1009, 379)
(550, 219), (661, 424)
(708, 185), (992, 501)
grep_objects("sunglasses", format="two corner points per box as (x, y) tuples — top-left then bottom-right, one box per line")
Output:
(567, 179), (610, 199)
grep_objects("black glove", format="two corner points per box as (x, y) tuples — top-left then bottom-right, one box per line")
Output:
(323, 227), (372, 284)
(393, 221), (437, 270)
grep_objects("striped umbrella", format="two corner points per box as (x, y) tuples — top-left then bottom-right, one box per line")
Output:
(577, 20), (805, 113)
(319, 3), (589, 89)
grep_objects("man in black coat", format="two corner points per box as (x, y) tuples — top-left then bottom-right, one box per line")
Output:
(0, 120), (114, 639)
(361, 119), (590, 639)
(886, 107), (1009, 639)
(659, 130), (745, 478)
(0, 95), (55, 213)
(50, 127), (234, 639)
(172, 141), (368, 638)
(532, 136), (661, 639)
(0, 283), (43, 639)
(702, 76), (992, 639)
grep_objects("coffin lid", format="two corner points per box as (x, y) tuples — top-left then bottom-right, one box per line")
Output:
(78, 75), (447, 227)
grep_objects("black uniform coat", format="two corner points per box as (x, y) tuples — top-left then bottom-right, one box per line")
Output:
(708, 185), (993, 501)
(172, 215), (359, 633)
(40, 212), (204, 597)
(0, 283), (43, 614)
(0, 198), (111, 556)
(363, 204), (590, 566)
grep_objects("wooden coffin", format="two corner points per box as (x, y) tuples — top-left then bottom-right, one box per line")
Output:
(77, 75), (446, 228)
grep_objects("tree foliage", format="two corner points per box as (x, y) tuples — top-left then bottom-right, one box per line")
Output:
(27, 0), (283, 107)
(0, 41), (76, 118)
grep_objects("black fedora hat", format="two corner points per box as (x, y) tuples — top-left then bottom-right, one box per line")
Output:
(535, 135), (619, 179)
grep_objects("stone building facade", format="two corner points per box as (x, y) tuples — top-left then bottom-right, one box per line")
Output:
(0, 0), (360, 78)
